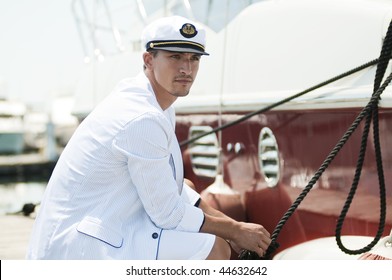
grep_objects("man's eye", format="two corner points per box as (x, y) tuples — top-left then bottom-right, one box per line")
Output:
(191, 56), (201, 61)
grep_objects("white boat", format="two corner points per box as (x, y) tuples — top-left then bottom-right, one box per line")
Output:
(23, 111), (48, 151)
(24, 96), (78, 151)
(0, 99), (26, 154)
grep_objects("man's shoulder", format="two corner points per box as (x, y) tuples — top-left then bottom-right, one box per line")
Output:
(114, 72), (150, 94)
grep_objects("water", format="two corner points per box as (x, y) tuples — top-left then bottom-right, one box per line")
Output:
(0, 181), (46, 215)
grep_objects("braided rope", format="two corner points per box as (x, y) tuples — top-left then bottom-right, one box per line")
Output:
(334, 19), (392, 255)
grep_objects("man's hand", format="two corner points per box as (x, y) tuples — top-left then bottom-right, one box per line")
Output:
(229, 222), (271, 258)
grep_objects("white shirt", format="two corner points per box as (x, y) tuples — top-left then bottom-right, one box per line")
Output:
(26, 72), (204, 259)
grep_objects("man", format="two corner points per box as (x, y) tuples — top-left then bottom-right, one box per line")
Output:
(26, 15), (271, 260)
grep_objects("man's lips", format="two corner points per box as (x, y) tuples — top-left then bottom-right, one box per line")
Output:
(174, 76), (193, 83)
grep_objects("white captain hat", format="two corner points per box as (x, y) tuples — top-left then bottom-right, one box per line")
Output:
(141, 15), (209, 56)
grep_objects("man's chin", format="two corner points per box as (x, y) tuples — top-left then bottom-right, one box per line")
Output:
(173, 91), (190, 97)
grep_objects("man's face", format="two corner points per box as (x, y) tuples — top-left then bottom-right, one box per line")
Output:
(149, 50), (201, 98)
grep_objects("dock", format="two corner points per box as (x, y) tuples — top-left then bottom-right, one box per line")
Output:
(0, 152), (58, 259)
(0, 214), (35, 259)
(0, 153), (57, 181)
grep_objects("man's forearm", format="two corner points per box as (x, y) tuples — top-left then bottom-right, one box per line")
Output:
(199, 212), (238, 241)
(198, 199), (233, 219)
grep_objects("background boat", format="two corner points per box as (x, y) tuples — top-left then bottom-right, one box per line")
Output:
(0, 99), (26, 154)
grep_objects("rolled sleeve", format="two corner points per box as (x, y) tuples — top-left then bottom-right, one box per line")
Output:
(181, 183), (201, 206)
(175, 203), (204, 232)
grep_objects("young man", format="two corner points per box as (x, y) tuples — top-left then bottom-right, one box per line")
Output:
(26, 16), (271, 260)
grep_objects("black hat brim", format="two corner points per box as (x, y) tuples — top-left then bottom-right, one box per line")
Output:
(151, 46), (209, 56)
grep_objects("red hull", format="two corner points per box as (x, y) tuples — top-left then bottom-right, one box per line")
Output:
(177, 108), (392, 256)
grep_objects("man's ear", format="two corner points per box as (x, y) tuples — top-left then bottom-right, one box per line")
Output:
(143, 52), (153, 69)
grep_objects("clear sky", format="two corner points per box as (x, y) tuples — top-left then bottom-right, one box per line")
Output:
(0, 0), (84, 110)
(0, 0), (252, 111)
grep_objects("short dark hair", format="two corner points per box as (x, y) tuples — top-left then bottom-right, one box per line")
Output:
(148, 50), (159, 57)
(143, 50), (159, 70)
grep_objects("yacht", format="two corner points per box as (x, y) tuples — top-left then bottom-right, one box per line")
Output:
(0, 99), (26, 154)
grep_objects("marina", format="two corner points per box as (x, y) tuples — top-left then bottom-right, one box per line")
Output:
(0, 102), (64, 259)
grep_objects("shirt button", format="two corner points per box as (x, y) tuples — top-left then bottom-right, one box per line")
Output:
(152, 232), (159, 239)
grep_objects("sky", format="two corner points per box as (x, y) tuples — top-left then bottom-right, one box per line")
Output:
(0, 0), (85, 110)
(0, 0), (258, 112)
(1, 0), (391, 112)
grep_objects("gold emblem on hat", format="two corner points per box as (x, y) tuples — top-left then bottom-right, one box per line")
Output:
(180, 23), (198, 38)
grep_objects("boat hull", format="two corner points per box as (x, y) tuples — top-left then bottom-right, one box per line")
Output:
(176, 107), (392, 256)
(0, 132), (24, 154)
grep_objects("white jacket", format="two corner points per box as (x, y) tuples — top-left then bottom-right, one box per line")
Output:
(26, 72), (204, 259)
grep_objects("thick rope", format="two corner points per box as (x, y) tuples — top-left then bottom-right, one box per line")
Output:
(334, 19), (392, 255)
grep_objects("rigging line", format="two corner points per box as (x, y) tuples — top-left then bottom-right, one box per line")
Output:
(262, 71), (392, 260)
(179, 57), (386, 147)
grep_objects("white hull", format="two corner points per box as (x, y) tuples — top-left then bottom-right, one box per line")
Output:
(0, 132), (24, 154)
(0, 99), (26, 154)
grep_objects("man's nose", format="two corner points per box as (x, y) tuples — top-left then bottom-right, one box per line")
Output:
(180, 59), (192, 75)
